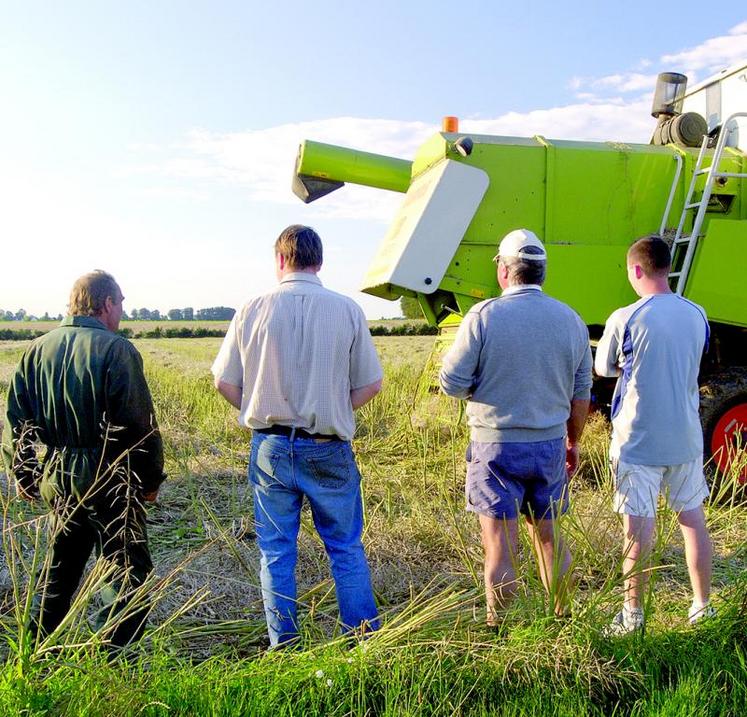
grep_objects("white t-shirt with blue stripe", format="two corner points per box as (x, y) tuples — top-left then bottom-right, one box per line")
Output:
(595, 293), (709, 465)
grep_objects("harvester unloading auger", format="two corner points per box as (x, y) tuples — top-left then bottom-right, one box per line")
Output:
(292, 63), (747, 482)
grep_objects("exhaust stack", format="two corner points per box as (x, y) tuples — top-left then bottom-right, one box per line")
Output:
(650, 72), (707, 148)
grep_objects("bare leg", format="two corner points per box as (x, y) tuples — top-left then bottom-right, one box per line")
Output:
(622, 514), (656, 610)
(478, 514), (519, 624)
(525, 517), (573, 616)
(677, 506), (712, 606)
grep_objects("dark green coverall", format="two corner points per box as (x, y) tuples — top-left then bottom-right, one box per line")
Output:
(1, 316), (166, 647)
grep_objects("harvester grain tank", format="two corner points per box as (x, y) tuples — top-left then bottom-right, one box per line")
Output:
(292, 62), (747, 480)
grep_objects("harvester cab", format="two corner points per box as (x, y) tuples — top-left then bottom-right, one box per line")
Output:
(292, 61), (747, 482)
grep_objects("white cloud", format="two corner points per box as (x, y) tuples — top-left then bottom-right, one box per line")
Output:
(599, 72), (659, 93)
(572, 71), (659, 95)
(464, 98), (653, 143)
(128, 96), (658, 224)
(122, 24), (743, 227)
(569, 76), (583, 91)
(127, 118), (434, 222)
(140, 186), (211, 202)
(662, 20), (747, 73)
(571, 21), (747, 97)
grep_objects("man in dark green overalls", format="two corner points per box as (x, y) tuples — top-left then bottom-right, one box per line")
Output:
(2, 270), (165, 649)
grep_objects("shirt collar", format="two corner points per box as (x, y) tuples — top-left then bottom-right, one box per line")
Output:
(280, 272), (322, 286)
(640, 290), (674, 298)
(501, 284), (543, 296)
(60, 316), (110, 330)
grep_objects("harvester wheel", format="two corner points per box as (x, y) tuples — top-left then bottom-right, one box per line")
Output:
(699, 368), (747, 488)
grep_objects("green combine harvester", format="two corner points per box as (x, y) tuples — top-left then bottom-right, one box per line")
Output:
(291, 63), (747, 482)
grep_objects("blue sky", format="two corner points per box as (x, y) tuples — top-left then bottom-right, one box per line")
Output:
(2, 2), (746, 318)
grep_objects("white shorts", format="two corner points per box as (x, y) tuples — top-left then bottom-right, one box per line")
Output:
(611, 457), (709, 517)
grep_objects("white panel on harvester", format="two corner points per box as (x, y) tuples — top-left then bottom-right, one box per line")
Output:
(361, 159), (489, 299)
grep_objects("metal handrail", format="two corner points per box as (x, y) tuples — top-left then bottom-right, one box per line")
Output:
(659, 152), (684, 236)
(675, 112), (747, 294)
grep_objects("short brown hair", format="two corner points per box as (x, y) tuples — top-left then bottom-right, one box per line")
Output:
(68, 270), (121, 316)
(274, 225), (323, 270)
(627, 235), (671, 277)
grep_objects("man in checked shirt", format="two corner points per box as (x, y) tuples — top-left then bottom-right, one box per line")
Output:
(212, 225), (383, 647)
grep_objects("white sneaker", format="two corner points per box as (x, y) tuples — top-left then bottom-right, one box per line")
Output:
(604, 607), (644, 636)
(688, 603), (716, 625)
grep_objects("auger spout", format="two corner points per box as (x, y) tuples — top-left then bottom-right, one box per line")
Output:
(292, 140), (412, 203)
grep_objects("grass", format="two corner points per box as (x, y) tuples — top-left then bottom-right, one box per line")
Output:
(0, 318), (423, 341)
(0, 336), (745, 715)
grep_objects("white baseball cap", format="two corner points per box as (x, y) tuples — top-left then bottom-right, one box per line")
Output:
(494, 229), (547, 262)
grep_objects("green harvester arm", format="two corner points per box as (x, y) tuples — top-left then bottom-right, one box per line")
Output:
(292, 140), (412, 203)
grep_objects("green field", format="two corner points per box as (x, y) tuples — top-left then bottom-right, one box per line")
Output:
(0, 319), (230, 334)
(0, 337), (745, 716)
(0, 318), (425, 341)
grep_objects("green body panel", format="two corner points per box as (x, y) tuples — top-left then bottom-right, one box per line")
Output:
(686, 219), (747, 326)
(296, 140), (412, 193)
(293, 132), (746, 330)
(409, 134), (694, 326)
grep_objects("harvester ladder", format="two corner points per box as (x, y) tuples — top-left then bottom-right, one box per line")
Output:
(668, 112), (747, 294)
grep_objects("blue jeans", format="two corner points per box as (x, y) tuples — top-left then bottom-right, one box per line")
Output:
(249, 432), (379, 646)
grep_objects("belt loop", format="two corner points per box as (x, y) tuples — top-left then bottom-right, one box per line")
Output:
(289, 427), (296, 443)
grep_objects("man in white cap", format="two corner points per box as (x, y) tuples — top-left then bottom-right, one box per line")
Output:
(440, 228), (592, 626)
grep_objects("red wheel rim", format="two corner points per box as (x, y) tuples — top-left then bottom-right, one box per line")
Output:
(710, 402), (747, 483)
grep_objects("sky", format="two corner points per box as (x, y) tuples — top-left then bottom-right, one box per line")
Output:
(2, 2), (746, 318)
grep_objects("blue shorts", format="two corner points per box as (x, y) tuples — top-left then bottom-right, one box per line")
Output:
(465, 439), (569, 520)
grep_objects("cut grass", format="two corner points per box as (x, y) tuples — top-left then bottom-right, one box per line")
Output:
(0, 336), (745, 715)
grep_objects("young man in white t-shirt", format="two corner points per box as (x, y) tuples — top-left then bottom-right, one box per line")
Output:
(595, 235), (713, 634)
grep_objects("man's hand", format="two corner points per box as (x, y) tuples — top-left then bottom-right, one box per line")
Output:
(144, 490), (159, 503)
(566, 442), (580, 477)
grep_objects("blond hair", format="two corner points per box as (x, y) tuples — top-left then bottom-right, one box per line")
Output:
(68, 270), (121, 316)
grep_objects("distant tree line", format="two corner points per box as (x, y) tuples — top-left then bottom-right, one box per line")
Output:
(2, 307), (236, 322)
(125, 306), (236, 321)
(1, 309), (63, 322)
(369, 323), (437, 336)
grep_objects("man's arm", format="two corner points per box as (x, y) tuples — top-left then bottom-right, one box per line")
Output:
(351, 379), (382, 410)
(349, 304), (384, 410)
(212, 313), (245, 410)
(594, 312), (622, 377)
(216, 379), (243, 410)
(105, 343), (166, 498)
(565, 398), (590, 476)
(566, 326), (593, 475)
(2, 360), (42, 501)
(439, 310), (483, 399)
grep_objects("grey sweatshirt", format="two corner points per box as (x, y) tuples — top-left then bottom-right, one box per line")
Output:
(440, 286), (592, 443)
